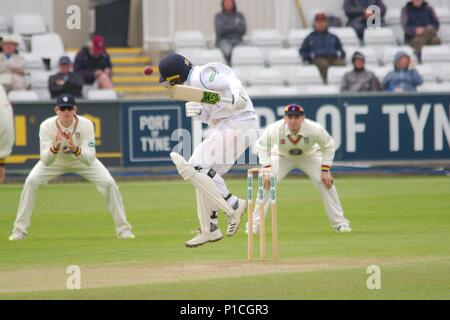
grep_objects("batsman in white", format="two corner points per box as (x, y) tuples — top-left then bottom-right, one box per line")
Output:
(159, 53), (259, 247)
(247, 104), (351, 234)
(9, 95), (134, 241)
(0, 84), (14, 183)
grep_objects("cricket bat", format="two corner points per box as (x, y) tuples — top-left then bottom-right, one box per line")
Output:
(166, 85), (233, 105)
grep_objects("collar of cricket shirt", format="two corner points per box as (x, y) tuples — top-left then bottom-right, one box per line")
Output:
(284, 123), (303, 144)
(56, 115), (79, 136)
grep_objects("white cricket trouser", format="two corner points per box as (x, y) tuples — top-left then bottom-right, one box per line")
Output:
(189, 116), (259, 225)
(252, 154), (349, 230)
(12, 159), (132, 235)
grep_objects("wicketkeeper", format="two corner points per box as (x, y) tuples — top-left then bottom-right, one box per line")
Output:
(247, 104), (351, 233)
(9, 95), (134, 240)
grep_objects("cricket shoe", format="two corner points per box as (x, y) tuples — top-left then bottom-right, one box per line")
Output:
(335, 223), (352, 233)
(118, 229), (135, 239)
(226, 199), (247, 236)
(185, 229), (223, 248)
(8, 230), (27, 241)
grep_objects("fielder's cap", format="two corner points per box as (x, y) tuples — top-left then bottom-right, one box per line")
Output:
(91, 35), (106, 54)
(284, 104), (305, 116)
(314, 12), (327, 21)
(59, 55), (71, 65)
(158, 52), (193, 83)
(56, 94), (76, 107)
(352, 51), (365, 62)
(1, 34), (19, 45)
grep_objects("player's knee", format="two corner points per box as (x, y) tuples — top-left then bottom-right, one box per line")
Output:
(24, 176), (42, 189)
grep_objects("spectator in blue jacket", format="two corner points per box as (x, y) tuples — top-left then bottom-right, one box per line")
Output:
(383, 51), (423, 93)
(74, 35), (114, 89)
(299, 12), (346, 83)
(401, 0), (440, 55)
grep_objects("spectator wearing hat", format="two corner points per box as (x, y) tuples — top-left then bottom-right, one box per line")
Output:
(383, 51), (423, 92)
(299, 13), (346, 83)
(344, 0), (386, 40)
(341, 51), (380, 92)
(49, 56), (84, 98)
(214, 0), (247, 65)
(401, 0), (440, 56)
(74, 35), (114, 89)
(0, 35), (26, 92)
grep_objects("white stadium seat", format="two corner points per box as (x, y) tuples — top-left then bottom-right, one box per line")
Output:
(246, 85), (300, 97)
(373, 66), (393, 82)
(385, 8), (401, 26)
(30, 71), (52, 89)
(251, 29), (284, 48)
(416, 64), (437, 83)
(31, 33), (65, 67)
(267, 48), (302, 68)
(329, 27), (360, 47)
(87, 89), (118, 100)
(174, 48), (201, 64)
(346, 47), (379, 65)
(8, 90), (39, 101)
(23, 53), (45, 70)
(364, 27), (397, 55)
(418, 82), (450, 92)
(382, 46), (417, 66)
(0, 15), (7, 34)
(245, 86), (271, 97)
(13, 14), (46, 36)
(421, 45), (450, 73)
(305, 85), (340, 94)
(285, 65), (323, 86)
(436, 7), (450, 24)
(231, 46), (265, 66)
(173, 31), (207, 49)
(438, 25), (450, 44)
(287, 29), (313, 48)
(249, 67), (284, 86)
(194, 49), (226, 65)
(327, 66), (353, 85)
(440, 64), (450, 82)
(232, 66), (260, 86)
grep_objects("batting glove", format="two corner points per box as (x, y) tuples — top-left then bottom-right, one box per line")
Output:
(185, 102), (203, 118)
(232, 90), (249, 111)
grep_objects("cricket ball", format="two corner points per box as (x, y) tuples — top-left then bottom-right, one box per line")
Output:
(144, 66), (154, 76)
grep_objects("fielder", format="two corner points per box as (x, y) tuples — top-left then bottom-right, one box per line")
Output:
(9, 95), (134, 240)
(158, 53), (259, 247)
(247, 104), (351, 233)
(0, 84), (14, 183)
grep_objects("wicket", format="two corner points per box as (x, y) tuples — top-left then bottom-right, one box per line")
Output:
(247, 167), (278, 261)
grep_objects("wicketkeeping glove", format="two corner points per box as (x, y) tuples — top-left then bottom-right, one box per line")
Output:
(185, 102), (203, 118)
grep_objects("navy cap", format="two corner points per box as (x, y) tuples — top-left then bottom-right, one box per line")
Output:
(158, 53), (192, 83)
(284, 104), (305, 116)
(56, 94), (76, 107)
(59, 56), (71, 65)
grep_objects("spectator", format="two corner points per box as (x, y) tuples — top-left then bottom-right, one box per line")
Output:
(49, 56), (83, 98)
(0, 35), (26, 92)
(383, 51), (423, 92)
(401, 0), (440, 56)
(344, 0), (386, 40)
(299, 12), (346, 83)
(74, 35), (114, 89)
(341, 51), (380, 92)
(215, 0), (246, 65)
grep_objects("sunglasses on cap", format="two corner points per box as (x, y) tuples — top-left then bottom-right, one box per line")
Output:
(58, 106), (74, 111)
(284, 104), (304, 114)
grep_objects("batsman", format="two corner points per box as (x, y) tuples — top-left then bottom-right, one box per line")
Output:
(159, 53), (259, 248)
(247, 104), (351, 234)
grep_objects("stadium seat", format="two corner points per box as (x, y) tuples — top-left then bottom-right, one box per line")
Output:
(251, 29), (284, 48)
(327, 66), (353, 85)
(265, 86), (300, 96)
(382, 46), (417, 66)
(373, 65), (392, 83)
(232, 66), (259, 86)
(173, 31), (207, 49)
(174, 48), (201, 64)
(416, 64), (437, 83)
(285, 65), (323, 86)
(267, 48), (302, 68)
(438, 25), (450, 44)
(421, 45), (450, 73)
(87, 89), (118, 100)
(385, 8), (401, 26)
(194, 49), (226, 65)
(364, 28), (397, 55)
(34, 89), (51, 100)
(231, 46), (265, 66)
(305, 85), (340, 94)
(245, 86), (271, 97)
(31, 33), (65, 68)
(329, 27), (360, 47)
(0, 15), (7, 34)
(13, 14), (46, 37)
(345, 47), (379, 65)
(436, 7), (450, 24)
(439, 64), (450, 82)
(30, 71), (52, 89)
(417, 82), (450, 92)
(23, 53), (45, 70)
(248, 67), (284, 86)
(287, 29), (313, 48)
(8, 90), (39, 101)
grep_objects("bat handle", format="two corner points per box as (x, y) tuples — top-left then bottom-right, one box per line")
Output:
(219, 96), (233, 104)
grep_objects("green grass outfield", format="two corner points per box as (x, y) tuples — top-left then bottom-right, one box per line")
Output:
(0, 176), (449, 299)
